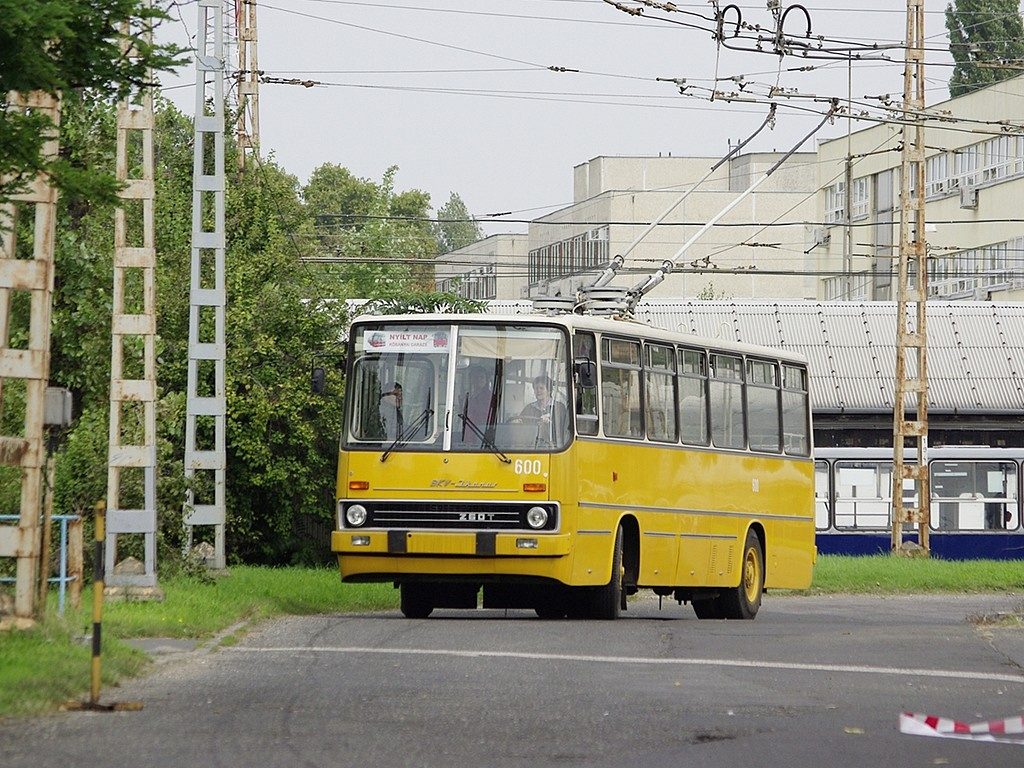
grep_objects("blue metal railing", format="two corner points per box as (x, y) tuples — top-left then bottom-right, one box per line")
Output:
(0, 513), (81, 616)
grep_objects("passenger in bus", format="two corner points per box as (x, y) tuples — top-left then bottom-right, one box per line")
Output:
(379, 382), (403, 440)
(465, 367), (494, 428)
(513, 375), (567, 429)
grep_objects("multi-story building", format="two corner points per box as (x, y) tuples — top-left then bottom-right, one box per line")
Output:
(526, 152), (820, 301)
(442, 75), (1024, 304)
(816, 74), (1024, 302)
(434, 233), (528, 301)
(438, 152), (819, 301)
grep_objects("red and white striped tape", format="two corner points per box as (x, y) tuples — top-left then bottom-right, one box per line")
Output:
(900, 713), (1024, 745)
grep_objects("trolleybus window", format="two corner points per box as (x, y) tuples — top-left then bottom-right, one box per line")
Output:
(573, 332), (599, 436)
(678, 348), (709, 446)
(746, 359), (781, 453)
(601, 338), (643, 439)
(782, 364), (811, 457)
(834, 461), (893, 529)
(814, 461), (831, 529)
(348, 326), (446, 449)
(709, 353), (744, 449)
(346, 323), (570, 453)
(644, 343), (677, 443)
(833, 461), (917, 530)
(931, 461), (1019, 531)
(457, 325), (570, 451)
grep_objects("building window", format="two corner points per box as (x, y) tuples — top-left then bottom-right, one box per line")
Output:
(824, 182), (845, 224)
(925, 153), (949, 197)
(529, 226), (609, 284)
(982, 136), (1015, 182)
(851, 176), (869, 219)
(823, 272), (870, 302)
(951, 144), (980, 190)
(928, 237), (1024, 298)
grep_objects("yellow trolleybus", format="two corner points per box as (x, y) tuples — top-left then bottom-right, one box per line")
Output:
(331, 312), (816, 619)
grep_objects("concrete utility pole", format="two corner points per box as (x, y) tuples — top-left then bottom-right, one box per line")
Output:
(106, 5), (161, 597)
(235, 0), (260, 172)
(0, 92), (61, 624)
(185, 0), (228, 569)
(892, 0), (930, 556)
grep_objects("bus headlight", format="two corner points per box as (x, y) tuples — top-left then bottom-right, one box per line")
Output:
(526, 506), (549, 529)
(346, 504), (368, 527)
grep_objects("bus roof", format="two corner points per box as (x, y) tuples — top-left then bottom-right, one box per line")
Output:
(349, 312), (810, 366)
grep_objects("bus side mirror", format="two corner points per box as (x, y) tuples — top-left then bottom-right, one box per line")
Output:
(574, 358), (596, 388)
(311, 367), (327, 395)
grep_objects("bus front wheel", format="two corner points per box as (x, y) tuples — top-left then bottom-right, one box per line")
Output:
(400, 583), (434, 619)
(589, 525), (624, 620)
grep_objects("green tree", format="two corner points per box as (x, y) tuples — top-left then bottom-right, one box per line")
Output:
(222, 160), (349, 564)
(360, 293), (486, 315)
(302, 164), (436, 295)
(0, 0), (183, 206)
(434, 192), (484, 255)
(33, 91), (485, 566)
(946, 0), (1024, 97)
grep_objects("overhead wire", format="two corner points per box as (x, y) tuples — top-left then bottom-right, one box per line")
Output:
(167, 1), (1024, 292)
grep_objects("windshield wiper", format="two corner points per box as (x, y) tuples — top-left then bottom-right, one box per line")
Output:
(381, 403), (434, 463)
(458, 410), (511, 464)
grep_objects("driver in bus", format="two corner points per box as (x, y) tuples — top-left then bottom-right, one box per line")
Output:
(513, 375), (567, 429)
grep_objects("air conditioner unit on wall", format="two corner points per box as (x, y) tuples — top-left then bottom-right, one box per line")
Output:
(960, 184), (978, 209)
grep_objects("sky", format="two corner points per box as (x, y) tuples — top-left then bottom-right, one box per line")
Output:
(156, 1), (959, 234)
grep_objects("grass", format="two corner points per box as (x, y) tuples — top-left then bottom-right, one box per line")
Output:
(801, 554), (1024, 594)
(2, 556), (1022, 719)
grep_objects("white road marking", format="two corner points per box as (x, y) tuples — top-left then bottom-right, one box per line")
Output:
(225, 646), (1024, 684)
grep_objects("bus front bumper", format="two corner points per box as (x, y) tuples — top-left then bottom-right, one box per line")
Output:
(332, 529), (571, 558)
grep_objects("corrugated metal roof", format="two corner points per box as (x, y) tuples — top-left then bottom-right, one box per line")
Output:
(633, 301), (1024, 414)
(488, 299), (1024, 414)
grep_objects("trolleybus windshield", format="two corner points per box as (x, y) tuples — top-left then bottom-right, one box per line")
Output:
(346, 322), (571, 454)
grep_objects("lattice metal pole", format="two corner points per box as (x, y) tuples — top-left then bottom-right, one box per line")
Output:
(106, 6), (160, 594)
(235, 0), (260, 172)
(0, 92), (61, 622)
(892, 0), (930, 556)
(185, 0), (227, 569)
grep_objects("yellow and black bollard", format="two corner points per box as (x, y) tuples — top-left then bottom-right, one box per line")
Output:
(66, 500), (142, 712)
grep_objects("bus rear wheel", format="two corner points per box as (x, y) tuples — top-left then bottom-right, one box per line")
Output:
(717, 529), (763, 620)
(400, 583), (434, 619)
(691, 598), (724, 619)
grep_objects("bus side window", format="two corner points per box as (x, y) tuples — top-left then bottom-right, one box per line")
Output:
(601, 337), (642, 439)
(574, 332), (599, 436)
(746, 359), (781, 453)
(709, 353), (745, 449)
(679, 348), (709, 446)
(782, 364), (811, 457)
(645, 343), (677, 442)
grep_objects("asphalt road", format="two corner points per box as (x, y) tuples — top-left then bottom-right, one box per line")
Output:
(3, 593), (1024, 768)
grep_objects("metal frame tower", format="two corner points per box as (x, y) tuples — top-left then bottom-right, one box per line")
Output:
(892, 0), (930, 555)
(0, 92), (61, 622)
(106, 7), (160, 594)
(185, 0), (228, 569)
(235, 0), (260, 172)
